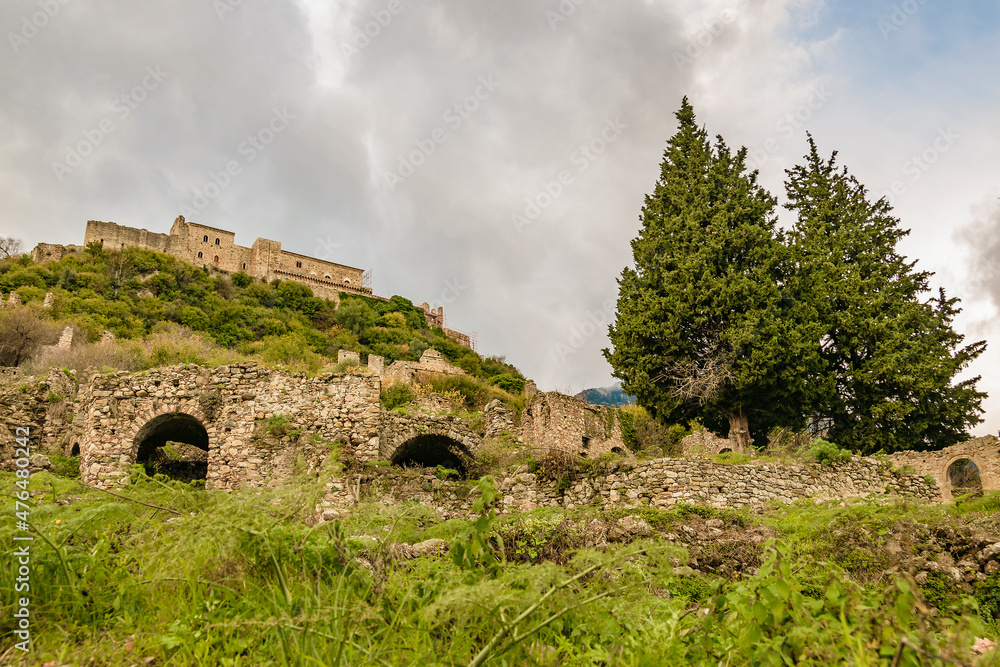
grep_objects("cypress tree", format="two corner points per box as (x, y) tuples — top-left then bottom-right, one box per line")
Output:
(784, 137), (987, 453)
(604, 99), (821, 447)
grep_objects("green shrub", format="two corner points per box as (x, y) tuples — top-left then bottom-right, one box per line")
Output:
(618, 406), (638, 451)
(808, 439), (852, 466)
(489, 373), (525, 394)
(48, 454), (81, 478)
(382, 382), (415, 409)
(231, 271), (253, 288)
(265, 414), (295, 438)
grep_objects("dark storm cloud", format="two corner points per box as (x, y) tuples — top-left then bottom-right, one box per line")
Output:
(959, 199), (1000, 311)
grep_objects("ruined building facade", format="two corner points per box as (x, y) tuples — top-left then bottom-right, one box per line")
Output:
(82, 218), (371, 300)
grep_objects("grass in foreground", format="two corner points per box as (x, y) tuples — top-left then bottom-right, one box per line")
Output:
(1, 470), (998, 666)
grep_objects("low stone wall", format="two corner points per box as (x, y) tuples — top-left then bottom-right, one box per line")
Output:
(318, 455), (940, 519)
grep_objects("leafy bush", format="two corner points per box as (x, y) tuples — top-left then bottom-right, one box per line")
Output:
(382, 382), (415, 409)
(425, 374), (525, 414)
(231, 271), (253, 288)
(617, 405), (685, 457)
(807, 438), (852, 465)
(489, 373), (525, 394)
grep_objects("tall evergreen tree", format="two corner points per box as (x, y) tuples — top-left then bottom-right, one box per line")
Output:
(784, 137), (987, 453)
(604, 99), (821, 447)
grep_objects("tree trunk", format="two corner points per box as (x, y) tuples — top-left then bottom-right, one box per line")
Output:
(728, 411), (751, 451)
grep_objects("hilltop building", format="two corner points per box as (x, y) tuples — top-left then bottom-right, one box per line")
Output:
(31, 216), (474, 349)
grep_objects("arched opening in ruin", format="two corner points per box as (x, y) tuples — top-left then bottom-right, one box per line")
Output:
(947, 458), (982, 496)
(391, 434), (471, 477)
(70, 443), (80, 456)
(134, 412), (210, 483)
(719, 448), (733, 454)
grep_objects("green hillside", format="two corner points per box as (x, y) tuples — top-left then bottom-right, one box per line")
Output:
(0, 243), (523, 387)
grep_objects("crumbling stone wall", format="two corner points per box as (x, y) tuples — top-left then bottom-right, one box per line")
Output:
(30, 243), (81, 264)
(0, 368), (79, 468)
(76, 363), (381, 489)
(484, 399), (517, 437)
(520, 392), (625, 458)
(381, 349), (466, 389)
(889, 436), (1000, 500)
(379, 412), (482, 461)
(317, 455), (940, 519)
(681, 429), (748, 456)
(85, 219), (173, 254)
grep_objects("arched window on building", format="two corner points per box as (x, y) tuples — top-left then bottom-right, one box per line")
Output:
(325, 274), (331, 280)
(242, 263), (247, 270)
(203, 235), (208, 242)
(215, 238), (220, 245)
(213, 255), (220, 265)
(296, 261), (302, 269)
(343, 278), (351, 284)
(197, 252), (203, 259)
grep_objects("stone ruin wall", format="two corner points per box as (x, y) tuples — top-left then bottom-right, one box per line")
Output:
(317, 454), (941, 521)
(1, 359), (997, 512)
(0, 368), (82, 469)
(889, 436), (1000, 500)
(76, 363), (381, 489)
(30, 243), (82, 264)
(381, 349), (467, 390)
(84, 219), (173, 254)
(520, 391), (626, 459)
(681, 429), (751, 457)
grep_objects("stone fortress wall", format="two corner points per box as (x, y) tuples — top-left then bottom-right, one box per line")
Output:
(83, 218), (370, 301)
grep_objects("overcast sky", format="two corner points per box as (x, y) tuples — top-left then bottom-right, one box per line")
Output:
(2, 0), (998, 436)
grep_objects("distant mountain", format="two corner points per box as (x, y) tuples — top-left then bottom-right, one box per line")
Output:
(575, 383), (635, 407)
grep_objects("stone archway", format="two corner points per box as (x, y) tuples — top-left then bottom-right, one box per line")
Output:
(133, 412), (210, 482)
(390, 433), (473, 476)
(946, 457), (983, 497)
